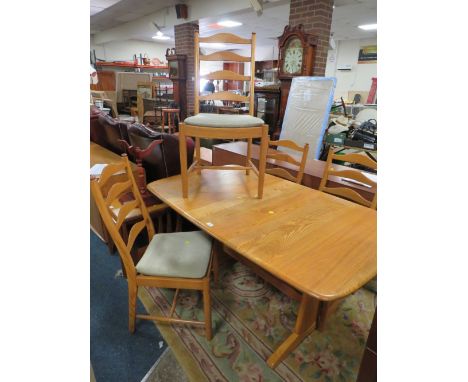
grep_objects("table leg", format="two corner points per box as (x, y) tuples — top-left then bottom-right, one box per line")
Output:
(267, 294), (320, 368)
(257, 125), (269, 199)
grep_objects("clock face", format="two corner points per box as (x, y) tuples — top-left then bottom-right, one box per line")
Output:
(282, 37), (303, 74)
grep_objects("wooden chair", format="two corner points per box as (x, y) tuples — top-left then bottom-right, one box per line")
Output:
(137, 82), (153, 123)
(319, 146), (377, 209)
(266, 140), (309, 184)
(161, 108), (180, 134)
(90, 155), (214, 339)
(178, 32), (269, 199)
(317, 146), (377, 330)
(90, 90), (118, 118)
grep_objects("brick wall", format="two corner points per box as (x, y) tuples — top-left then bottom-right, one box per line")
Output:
(174, 22), (199, 116)
(289, 0), (333, 76)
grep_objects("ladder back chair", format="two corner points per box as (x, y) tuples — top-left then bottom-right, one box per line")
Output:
(317, 146), (377, 330)
(266, 140), (309, 184)
(90, 155), (214, 339)
(178, 32), (269, 198)
(319, 146), (377, 209)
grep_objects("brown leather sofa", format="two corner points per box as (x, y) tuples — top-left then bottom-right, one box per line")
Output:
(90, 106), (194, 183)
(127, 122), (194, 182)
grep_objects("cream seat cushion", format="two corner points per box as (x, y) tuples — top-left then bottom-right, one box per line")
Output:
(184, 113), (264, 128)
(135, 231), (212, 279)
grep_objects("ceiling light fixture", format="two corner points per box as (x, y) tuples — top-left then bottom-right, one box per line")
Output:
(152, 34), (171, 40)
(358, 24), (377, 30)
(217, 20), (242, 28)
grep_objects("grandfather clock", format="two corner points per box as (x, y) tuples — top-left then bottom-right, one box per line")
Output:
(276, 24), (317, 135)
(165, 48), (187, 119)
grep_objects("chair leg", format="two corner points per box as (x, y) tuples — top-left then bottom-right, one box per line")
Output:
(179, 123), (189, 198)
(246, 138), (252, 175)
(257, 125), (269, 199)
(195, 137), (201, 175)
(212, 243), (220, 285)
(128, 283), (138, 333)
(203, 283), (212, 340)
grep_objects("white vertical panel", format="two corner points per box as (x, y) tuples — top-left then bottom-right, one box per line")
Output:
(279, 77), (336, 160)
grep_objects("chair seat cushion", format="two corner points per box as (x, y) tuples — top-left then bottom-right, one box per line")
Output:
(135, 231), (212, 279)
(184, 113), (264, 128)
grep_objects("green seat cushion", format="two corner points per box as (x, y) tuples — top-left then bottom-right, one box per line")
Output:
(184, 113), (264, 128)
(135, 231), (212, 279)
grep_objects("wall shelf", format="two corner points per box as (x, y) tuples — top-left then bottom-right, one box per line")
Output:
(96, 62), (169, 70)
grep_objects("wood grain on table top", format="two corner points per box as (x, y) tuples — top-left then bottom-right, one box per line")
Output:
(90, 142), (136, 168)
(147, 170), (376, 301)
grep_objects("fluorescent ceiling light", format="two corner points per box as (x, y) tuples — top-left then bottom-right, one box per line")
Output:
(358, 24), (377, 30)
(217, 20), (242, 28)
(152, 34), (171, 40)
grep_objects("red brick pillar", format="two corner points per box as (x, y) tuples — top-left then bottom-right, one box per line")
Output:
(174, 22), (199, 116)
(289, 0), (333, 76)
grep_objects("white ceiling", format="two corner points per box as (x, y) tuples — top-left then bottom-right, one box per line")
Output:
(90, 0), (179, 33)
(91, 0), (377, 44)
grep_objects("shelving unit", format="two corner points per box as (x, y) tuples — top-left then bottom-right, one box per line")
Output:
(96, 62), (169, 70)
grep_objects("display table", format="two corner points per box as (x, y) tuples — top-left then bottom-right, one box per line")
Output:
(147, 170), (376, 368)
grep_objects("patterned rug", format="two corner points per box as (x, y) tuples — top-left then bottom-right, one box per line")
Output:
(138, 259), (376, 382)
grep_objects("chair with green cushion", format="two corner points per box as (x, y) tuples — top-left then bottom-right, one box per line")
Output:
(178, 31), (269, 199)
(90, 154), (215, 339)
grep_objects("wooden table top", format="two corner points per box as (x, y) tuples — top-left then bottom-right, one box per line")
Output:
(90, 142), (134, 167)
(147, 170), (376, 301)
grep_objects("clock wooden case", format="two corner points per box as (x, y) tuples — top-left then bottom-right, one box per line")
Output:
(276, 24), (317, 136)
(165, 48), (187, 119)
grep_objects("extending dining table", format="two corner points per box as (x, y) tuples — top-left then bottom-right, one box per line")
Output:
(147, 170), (376, 368)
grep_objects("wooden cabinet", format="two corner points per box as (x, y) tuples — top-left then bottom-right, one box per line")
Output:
(166, 49), (187, 119)
(254, 88), (280, 138)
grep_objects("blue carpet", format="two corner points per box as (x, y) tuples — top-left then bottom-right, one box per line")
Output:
(90, 231), (166, 382)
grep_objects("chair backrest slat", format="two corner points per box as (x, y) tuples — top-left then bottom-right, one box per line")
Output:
(200, 51), (251, 62)
(115, 200), (139, 231)
(200, 70), (250, 81)
(319, 147), (377, 209)
(327, 169), (376, 188)
(269, 139), (306, 152)
(199, 91), (249, 103)
(266, 167), (298, 183)
(125, 219), (147, 254)
(321, 186), (372, 208)
(97, 163), (126, 188)
(267, 152), (301, 167)
(105, 180), (132, 207)
(199, 33), (251, 44)
(266, 139), (309, 184)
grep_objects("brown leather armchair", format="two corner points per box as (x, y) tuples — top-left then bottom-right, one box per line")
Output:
(94, 112), (130, 155)
(127, 123), (194, 182)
